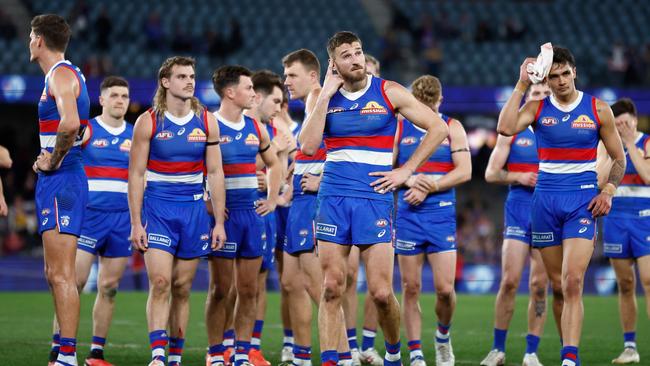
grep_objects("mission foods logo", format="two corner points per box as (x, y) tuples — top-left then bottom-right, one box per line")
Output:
(360, 101), (387, 115)
(187, 128), (207, 142)
(245, 133), (260, 146)
(119, 139), (131, 152)
(571, 115), (597, 129)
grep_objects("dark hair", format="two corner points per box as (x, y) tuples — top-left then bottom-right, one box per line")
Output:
(552, 46), (576, 68)
(611, 98), (637, 117)
(282, 49), (321, 77)
(100, 76), (129, 92)
(212, 65), (252, 98)
(31, 14), (71, 53)
(252, 70), (283, 96)
(327, 31), (362, 57)
(153, 56), (200, 114)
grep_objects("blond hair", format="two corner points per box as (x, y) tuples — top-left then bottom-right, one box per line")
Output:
(153, 56), (202, 115)
(411, 75), (442, 107)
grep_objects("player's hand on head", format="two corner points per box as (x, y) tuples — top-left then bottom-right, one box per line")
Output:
(404, 187), (426, 206)
(369, 167), (413, 194)
(587, 192), (612, 218)
(516, 172), (538, 187)
(322, 60), (344, 98)
(130, 223), (148, 252)
(256, 171), (267, 192)
(519, 57), (536, 85)
(211, 224), (226, 250)
(616, 119), (635, 146)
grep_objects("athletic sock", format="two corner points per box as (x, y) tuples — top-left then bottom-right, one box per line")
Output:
(283, 329), (294, 349)
(361, 328), (376, 351)
(149, 330), (168, 362)
(208, 343), (226, 365)
(436, 322), (451, 343)
(234, 340), (251, 366)
(347, 328), (359, 351)
(408, 340), (423, 361)
(561, 346), (580, 366)
(525, 334), (540, 354)
(384, 340), (401, 366)
(493, 328), (507, 352)
(56, 337), (77, 366)
(168, 337), (185, 365)
(320, 350), (338, 366)
(292, 344), (312, 366)
(251, 320), (264, 350)
(624, 331), (636, 349)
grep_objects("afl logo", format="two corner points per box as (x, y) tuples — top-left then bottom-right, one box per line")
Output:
(299, 229), (309, 237)
(579, 218), (591, 225)
(541, 117), (558, 126)
(327, 107), (345, 114)
(516, 138), (534, 147)
(220, 135), (233, 144)
(375, 219), (388, 228)
(156, 130), (174, 140)
(401, 136), (417, 145)
(92, 139), (109, 148)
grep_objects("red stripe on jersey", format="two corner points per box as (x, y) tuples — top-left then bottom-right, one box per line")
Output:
(324, 136), (394, 150)
(621, 174), (644, 185)
(147, 160), (203, 173)
(417, 161), (454, 173)
(534, 100), (544, 121)
(538, 148), (596, 161)
(85, 166), (128, 180)
(591, 97), (602, 126)
(295, 148), (326, 161)
(507, 163), (539, 173)
(223, 163), (256, 176)
(39, 120), (60, 133)
(380, 79), (395, 113)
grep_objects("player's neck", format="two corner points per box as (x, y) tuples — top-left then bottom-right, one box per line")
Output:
(166, 96), (192, 118)
(218, 101), (244, 123)
(38, 52), (65, 75)
(244, 109), (264, 124)
(342, 75), (368, 93)
(553, 89), (580, 106)
(100, 112), (124, 128)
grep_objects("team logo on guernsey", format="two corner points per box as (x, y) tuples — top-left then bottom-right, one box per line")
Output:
(200, 233), (210, 241)
(187, 128), (207, 142)
(401, 136), (418, 145)
(540, 117), (559, 126)
(299, 229), (309, 237)
(579, 218), (591, 225)
(92, 139), (109, 148)
(327, 106), (345, 114)
(245, 133), (260, 146)
(516, 138), (534, 147)
(360, 101), (388, 115)
(41, 208), (50, 216)
(156, 130), (174, 140)
(571, 115), (596, 129)
(60, 215), (70, 227)
(220, 135), (233, 144)
(375, 219), (389, 228)
(119, 139), (131, 152)
(446, 235), (455, 242)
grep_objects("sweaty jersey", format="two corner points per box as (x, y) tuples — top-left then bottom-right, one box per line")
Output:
(506, 126), (538, 201)
(82, 117), (133, 211)
(611, 132), (650, 218)
(396, 114), (454, 210)
(38, 60), (90, 172)
(217, 112), (262, 210)
(320, 74), (397, 201)
(534, 91), (600, 191)
(146, 109), (209, 202)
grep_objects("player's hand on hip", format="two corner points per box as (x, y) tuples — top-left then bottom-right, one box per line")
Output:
(130, 223), (148, 252)
(322, 60), (344, 98)
(588, 192), (612, 218)
(404, 187), (426, 206)
(369, 167), (413, 194)
(211, 223), (227, 250)
(300, 173), (321, 192)
(255, 198), (277, 216)
(516, 172), (538, 187)
(519, 57), (536, 85)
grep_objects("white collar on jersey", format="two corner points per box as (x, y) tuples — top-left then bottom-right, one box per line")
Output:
(164, 110), (194, 126)
(214, 111), (246, 131)
(339, 74), (373, 101)
(549, 91), (583, 113)
(44, 60), (72, 81)
(95, 116), (126, 136)
(634, 131), (643, 144)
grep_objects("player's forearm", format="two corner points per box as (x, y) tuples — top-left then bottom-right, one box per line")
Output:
(207, 171), (226, 226)
(486, 168), (520, 185)
(606, 158), (626, 187)
(50, 119), (80, 168)
(265, 164), (282, 203)
(128, 174), (145, 225)
(402, 123), (448, 173)
(497, 81), (529, 136)
(432, 166), (471, 192)
(625, 143), (650, 184)
(298, 97), (328, 155)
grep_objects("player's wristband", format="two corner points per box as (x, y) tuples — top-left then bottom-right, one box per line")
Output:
(602, 183), (617, 196)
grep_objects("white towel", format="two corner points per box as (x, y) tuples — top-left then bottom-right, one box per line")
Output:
(526, 42), (553, 84)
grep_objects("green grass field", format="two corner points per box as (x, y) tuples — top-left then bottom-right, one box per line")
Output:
(0, 292), (648, 365)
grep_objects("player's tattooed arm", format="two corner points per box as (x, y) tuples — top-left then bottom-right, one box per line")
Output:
(607, 158), (625, 187)
(49, 130), (77, 168)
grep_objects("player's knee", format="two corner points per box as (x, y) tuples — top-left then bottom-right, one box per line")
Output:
(45, 267), (74, 287)
(99, 284), (118, 299)
(208, 282), (229, 302)
(149, 275), (171, 295)
(171, 282), (191, 301)
(237, 281), (257, 299)
(435, 285), (455, 303)
(530, 277), (548, 300)
(401, 279), (421, 300)
(562, 273), (583, 298)
(370, 287), (394, 309)
(617, 276), (636, 295)
(500, 276), (519, 295)
(281, 273), (300, 294)
(322, 277), (344, 302)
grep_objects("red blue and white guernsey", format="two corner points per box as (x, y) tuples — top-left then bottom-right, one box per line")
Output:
(216, 112), (262, 210)
(82, 117), (133, 211)
(506, 126), (538, 201)
(396, 114), (454, 210)
(293, 124), (326, 200)
(611, 132), (650, 218)
(533, 91), (600, 191)
(321, 74), (397, 202)
(38, 60), (90, 172)
(146, 109), (209, 201)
